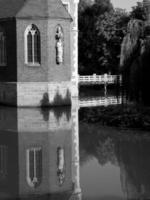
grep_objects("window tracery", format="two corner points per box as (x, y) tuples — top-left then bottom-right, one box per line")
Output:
(25, 24), (41, 65)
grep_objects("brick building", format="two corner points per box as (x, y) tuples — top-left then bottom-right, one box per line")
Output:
(0, 0), (79, 106)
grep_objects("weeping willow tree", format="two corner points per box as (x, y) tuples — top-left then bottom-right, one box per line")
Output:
(120, 18), (150, 105)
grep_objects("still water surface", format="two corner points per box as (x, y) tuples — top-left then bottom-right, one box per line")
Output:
(0, 94), (150, 200)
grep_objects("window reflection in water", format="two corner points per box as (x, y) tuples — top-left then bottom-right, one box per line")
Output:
(0, 145), (7, 180)
(26, 147), (42, 188)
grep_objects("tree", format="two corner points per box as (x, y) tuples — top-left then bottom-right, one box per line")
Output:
(78, 0), (129, 75)
(78, 0), (113, 75)
(119, 2), (150, 104)
(78, 0), (93, 14)
(130, 2), (146, 20)
(96, 9), (129, 73)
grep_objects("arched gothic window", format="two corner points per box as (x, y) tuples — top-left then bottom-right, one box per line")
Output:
(0, 27), (6, 66)
(26, 147), (42, 188)
(25, 24), (41, 65)
(55, 25), (64, 65)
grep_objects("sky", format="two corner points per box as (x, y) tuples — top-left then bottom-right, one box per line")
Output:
(111, 0), (142, 11)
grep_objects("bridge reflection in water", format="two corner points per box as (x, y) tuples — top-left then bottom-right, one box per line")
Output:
(79, 96), (122, 107)
(0, 104), (81, 200)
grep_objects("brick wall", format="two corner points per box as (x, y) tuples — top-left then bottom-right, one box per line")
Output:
(62, 0), (79, 97)
(16, 18), (71, 82)
(17, 81), (72, 107)
(47, 19), (71, 82)
(0, 82), (17, 105)
(0, 19), (17, 82)
(0, 15), (73, 107)
(16, 19), (48, 82)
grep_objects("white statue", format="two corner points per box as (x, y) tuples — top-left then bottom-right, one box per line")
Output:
(56, 26), (64, 64)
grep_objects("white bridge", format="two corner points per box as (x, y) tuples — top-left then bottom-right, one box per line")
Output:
(79, 96), (122, 108)
(79, 74), (122, 86)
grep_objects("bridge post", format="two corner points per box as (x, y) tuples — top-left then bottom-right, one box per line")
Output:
(104, 73), (108, 96)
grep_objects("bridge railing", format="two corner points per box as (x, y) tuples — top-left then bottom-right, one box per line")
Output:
(79, 74), (122, 85)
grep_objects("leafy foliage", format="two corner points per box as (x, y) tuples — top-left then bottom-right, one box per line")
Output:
(119, 2), (150, 104)
(130, 2), (146, 20)
(79, 105), (150, 130)
(96, 9), (129, 73)
(120, 19), (144, 69)
(78, 0), (129, 75)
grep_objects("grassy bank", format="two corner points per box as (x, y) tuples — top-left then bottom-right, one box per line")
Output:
(79, 104), (150, 130)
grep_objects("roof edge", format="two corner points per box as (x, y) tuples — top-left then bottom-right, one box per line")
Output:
(15, 0), (31, 17)
(0, 17), (16, 21)
(16, 16), (73, 21)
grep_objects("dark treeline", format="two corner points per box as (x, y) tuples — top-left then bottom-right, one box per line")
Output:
(79, 105), (150, 130)
(78, 0), (129, 75)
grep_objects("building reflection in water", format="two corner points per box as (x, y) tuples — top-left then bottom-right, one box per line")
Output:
(1, 97), (150, 200)
(0, 104), (81, 200)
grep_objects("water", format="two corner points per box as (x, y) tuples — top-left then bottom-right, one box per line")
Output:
(0, 93), (150, 200)
(80, 123), (150, 200)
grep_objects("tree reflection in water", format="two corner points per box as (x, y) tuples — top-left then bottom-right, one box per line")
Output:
(80, 122), (150, 199)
